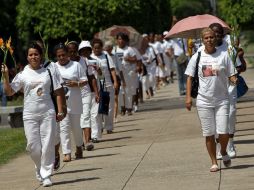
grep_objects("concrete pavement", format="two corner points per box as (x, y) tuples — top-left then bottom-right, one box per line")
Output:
(0, 68), (254, 190)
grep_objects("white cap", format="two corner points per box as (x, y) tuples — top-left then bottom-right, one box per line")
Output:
(163, 31), (168, 36)
(78, 41), (92, 51)
(142, 33), (148, 38)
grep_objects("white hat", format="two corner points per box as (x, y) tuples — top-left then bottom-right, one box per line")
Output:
(78, 41), (92, 51)
(142, 33), (148, 38)
(163, 31), (169, 36)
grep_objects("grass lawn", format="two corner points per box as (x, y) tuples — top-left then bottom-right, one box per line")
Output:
(0, 128), (26, 166)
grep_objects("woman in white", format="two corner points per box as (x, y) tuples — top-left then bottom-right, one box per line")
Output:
(54, 43), (88, 162)
(115, 33), (138, 115)
(185, 28), (237, 172)
(2, 42), (65, 187)
(67, 41), (99, 150)
(78, 41), (101, 143)
(91, 38), (118, 134)
(104, 40), (125, 122)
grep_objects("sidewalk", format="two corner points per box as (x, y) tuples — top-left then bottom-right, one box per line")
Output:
(0, 68), (254, 190)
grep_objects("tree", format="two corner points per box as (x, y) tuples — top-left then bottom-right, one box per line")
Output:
(16, 0), (172, 44)
(171, 0), (212, 20)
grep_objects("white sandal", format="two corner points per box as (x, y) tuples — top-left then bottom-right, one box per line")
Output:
(210, 164), (219, 172)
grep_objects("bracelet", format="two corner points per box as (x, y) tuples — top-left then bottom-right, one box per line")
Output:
(57, 112), (65, 117)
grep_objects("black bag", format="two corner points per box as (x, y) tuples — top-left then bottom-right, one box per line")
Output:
(237, 75), (248, 98)
(191, 51), (201, 99)
(98, 79), (110, 115)
(47, 69), (58, 113)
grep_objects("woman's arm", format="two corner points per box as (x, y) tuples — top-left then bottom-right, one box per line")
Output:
(110, 68), (118, 92)
(65, 80), (87, 88)
(90, 75), (100, 103)
(54, 87), (67, 122)
(185, 76), (193, 111)
(1, 64), (15, 96)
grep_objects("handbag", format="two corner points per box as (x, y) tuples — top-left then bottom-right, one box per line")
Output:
(191, 51), (201, 99)
(176, 53), (188, 65)
(47, 69), (58, 114)
(98, 79), (110, 115)
(237, 75), (248, 98)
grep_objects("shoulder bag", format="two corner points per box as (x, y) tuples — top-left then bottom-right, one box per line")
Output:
(191, 51), (201, 99)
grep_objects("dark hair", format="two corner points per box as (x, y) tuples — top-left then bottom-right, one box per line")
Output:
(27, 42), (43, 55)
(54, 43), (68, 54)
(91, 38), (103, 47)
(67, 41), (79, 50)
(209, 23), (224, 35)
(116, 32), (129, 42)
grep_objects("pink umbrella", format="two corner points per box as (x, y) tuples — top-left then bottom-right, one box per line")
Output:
(165, 14), (231, 39)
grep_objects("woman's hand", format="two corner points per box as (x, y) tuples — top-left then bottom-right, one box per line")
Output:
(95, 93), (100, 103)
(185, 96), (192, 111)
(1, 64), (9, 80)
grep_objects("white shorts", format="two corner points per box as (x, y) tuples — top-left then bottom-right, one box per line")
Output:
(197, 104), (229, 137)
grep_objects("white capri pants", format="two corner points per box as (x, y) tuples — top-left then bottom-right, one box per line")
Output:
(97, 86), (115, 132)
(80, 93), (99, 139)
(23, 111), (56, 179)
(56, 113), (83, 154)
(142, 75), (149, 92)
(197, 104), (229, 137)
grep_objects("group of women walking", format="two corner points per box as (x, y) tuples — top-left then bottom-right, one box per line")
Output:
(1, 22), (246, 187)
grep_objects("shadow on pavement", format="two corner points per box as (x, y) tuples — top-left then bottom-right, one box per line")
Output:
(236, 113), (254, 116)
(85, 153), (119, 159)
(113, 128), (141, 134)
(99, 136), (132, 142)
(223, 164), (254, 170)
(236, 120), (254, 124)
(53, 177), (100, 186)
(236, 153), (254, 159)
(236, 127), (254, 132)
(95, 145), (126, 150)
(234, 139), (254, 144)
(54, 168), (102, 175)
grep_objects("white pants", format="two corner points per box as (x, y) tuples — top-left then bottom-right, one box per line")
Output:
(142, 75), (149, 92)
(228, 86), (237, 134)
(23, 111), (56, 179)
(56, 113), (83, 154)
(80, 93), (99, 139)
(97, 86), (115, 132)
(197, 104), (229, 137)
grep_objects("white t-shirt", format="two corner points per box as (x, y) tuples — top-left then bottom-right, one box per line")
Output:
(171, 38), (186, 56)
(185, 49), (237, 107)
(110, 53), (122, 76)
(121, 46), (137, 73)
(11, 66), (62, 118)
(54, 61), (87, 114)
(43, 61), (64, 84)
(141, 46), (156, 73)
(91, 52), (115, 87)
(78, 56), (94, 97)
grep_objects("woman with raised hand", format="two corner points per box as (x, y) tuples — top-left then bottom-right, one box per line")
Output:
(1, 42), (65, 187)
(54, 43), (87, 162)
(185, 28), (238, 172)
